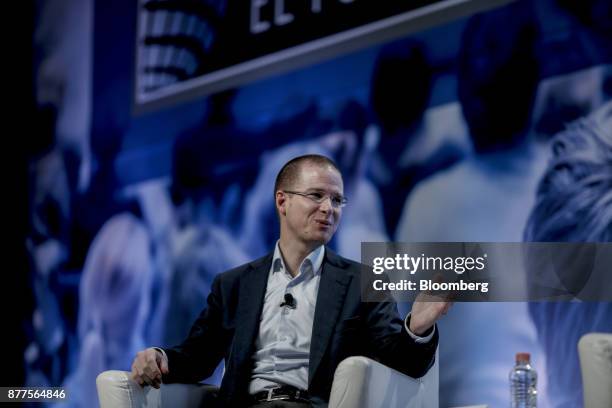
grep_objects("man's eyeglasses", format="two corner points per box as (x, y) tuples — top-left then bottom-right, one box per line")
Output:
(283, 190), (348, 208)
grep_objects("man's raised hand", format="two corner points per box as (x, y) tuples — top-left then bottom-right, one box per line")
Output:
(409, 293), (453, 335)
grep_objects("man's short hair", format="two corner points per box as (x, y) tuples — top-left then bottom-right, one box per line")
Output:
(274, 155), (341, 197)
(524, 102), (612, 241)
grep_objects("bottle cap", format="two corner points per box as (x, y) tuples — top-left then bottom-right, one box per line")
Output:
(516, 352), (530, 363)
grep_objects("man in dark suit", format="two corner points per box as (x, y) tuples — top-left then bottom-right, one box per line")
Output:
(131, 154), (451, 407)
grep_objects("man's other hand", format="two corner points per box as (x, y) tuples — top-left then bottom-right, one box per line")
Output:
(130, 347), (169, 388)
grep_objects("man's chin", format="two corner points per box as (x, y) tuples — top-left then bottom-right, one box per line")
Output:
(307, 234), (332, 246)
(315, 234), (334, 245)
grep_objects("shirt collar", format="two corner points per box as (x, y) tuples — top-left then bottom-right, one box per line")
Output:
(272, 241), (325, 277)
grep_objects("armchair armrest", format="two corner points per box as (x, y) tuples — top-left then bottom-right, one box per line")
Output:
(98, 351), (439, 407)
(329, 352), (439, 408)
(96, 370), (219, 408)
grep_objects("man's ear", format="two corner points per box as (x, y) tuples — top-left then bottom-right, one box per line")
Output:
(276, 191), (286, 216)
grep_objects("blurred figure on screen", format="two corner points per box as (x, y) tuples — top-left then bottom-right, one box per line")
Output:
(138, 117), (252, 386)
(61, 212), (153, 407)
(531, 0), (612, 137)
(398, 0), (545, 243)
(396, 2), (546, 406)
(163, 126), (250, 347)
(332, 100), (389, 260)
(524, 101), (612, 408)
(26, 0), (97, 389)
(25, 44), (75, 388)
(125, 89), (254, 353)
(367, 38), (464, 238)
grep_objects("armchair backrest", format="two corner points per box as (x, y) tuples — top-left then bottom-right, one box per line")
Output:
(329, 349), (439, 408)
(578, 332), (612, 408)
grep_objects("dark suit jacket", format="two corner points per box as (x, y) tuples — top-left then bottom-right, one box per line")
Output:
(162, 248), (438, 406)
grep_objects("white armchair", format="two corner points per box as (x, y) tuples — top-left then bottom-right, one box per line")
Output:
(578, 332), (612, 408)
(97, 352), (439, 408)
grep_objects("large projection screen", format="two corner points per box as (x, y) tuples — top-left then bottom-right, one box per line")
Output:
(133, 0), (514, 113)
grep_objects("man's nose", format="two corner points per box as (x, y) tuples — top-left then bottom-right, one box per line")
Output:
(318, 196), (333, 212)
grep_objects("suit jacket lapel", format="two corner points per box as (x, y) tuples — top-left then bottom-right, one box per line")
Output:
(232, 254), (271, 370)
(308, 249), (352, 384)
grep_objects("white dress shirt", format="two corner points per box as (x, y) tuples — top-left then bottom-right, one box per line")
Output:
(248, 242), (434, 394)
(248, 243), (325, 394)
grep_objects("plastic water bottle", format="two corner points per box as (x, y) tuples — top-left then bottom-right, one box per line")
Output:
(510, 352), (537, 407)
